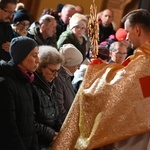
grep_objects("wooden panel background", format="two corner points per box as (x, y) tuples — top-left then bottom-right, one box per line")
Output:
(19, 0), (139, 29)
(104, 0), (139, 29)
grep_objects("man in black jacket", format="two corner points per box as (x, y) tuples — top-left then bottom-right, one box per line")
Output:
(56, 4), (76, 40)
(0, 0), (18, 61)
(98, 9), (116, 45)
(0, 36), (40, 150)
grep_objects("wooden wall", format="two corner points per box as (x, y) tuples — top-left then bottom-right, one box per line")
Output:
(36, 0), (104, 19)
(19, 0), (104, 21)
(103, 0), (139, 29)
(19, 0), (139, 29)
(19, 0), (40, 22)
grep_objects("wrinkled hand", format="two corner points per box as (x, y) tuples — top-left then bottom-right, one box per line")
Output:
(2, 42), (10, 52)
(50, 132), (59, 147)
(53, 132), (58, 141)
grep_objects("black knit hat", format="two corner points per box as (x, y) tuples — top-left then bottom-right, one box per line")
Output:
(13, 8), (30, 24)
(10, 36), (38, 65)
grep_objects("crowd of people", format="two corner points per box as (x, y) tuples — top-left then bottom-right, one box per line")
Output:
(0, 0), (149, 150)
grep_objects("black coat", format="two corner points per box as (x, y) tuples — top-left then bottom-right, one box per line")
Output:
(56, 19), (67, 40)
(0, 61), (38, 150)
(0, 21), (13, 61)
(54, 67), (76, 122)
(31, 71), (62, 148)
(98, 20), (116, 44)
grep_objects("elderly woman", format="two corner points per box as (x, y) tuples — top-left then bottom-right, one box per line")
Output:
(54, 43), (83, 122)
(12, 8), (30, 36)
(57, 13), (87, 60)
(31, 45), (64, 150)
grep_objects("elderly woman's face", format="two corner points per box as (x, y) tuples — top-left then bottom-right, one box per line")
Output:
(72, 20), (86, 38)
(41, 63), (61, 82)
(14, 20), (30, 36)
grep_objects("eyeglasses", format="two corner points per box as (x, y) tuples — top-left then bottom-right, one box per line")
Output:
(46, 67), (60, 75)
(1, 8), (16, 15)
(114, 52), (127, 55)
(19, 22), (30, 27)
(74, 25), (86, 31)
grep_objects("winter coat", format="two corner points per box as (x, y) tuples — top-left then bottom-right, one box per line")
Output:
(31, 71), (62, 148)
(57, 29), (87, 60)
(54, 67), (76, 122)
(27, 22), (57, 48)
(0, 21), (13, 61)
(56, 19), (67, 40)
(98, 20), (116, 45)
(0, 60), (38, 150)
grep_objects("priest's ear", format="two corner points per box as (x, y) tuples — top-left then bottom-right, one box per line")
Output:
(134, 25), (141, 37)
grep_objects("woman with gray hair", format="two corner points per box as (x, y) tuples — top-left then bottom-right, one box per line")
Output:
(31, 45), (64, 150)
(57, 13), (87, 60)
(54, 43), (83, 122)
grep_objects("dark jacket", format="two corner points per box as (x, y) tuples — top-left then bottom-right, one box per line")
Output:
(56, 19), (67, 40)
(54, 67), (76, 122)
(0, 60), (38, 150)
(57, 29), (87, 60)
(27, 22), (57, 48)
(31, 71), (62, 148)
(98, 20), (116, 45)
(12, 29), (20, 38)
(0, 21), (13, 61)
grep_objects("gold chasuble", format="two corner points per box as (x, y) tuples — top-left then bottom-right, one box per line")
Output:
(52, 42), (150, 150)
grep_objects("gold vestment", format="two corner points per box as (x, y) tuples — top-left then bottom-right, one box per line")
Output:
(52, 42), (150, 150)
